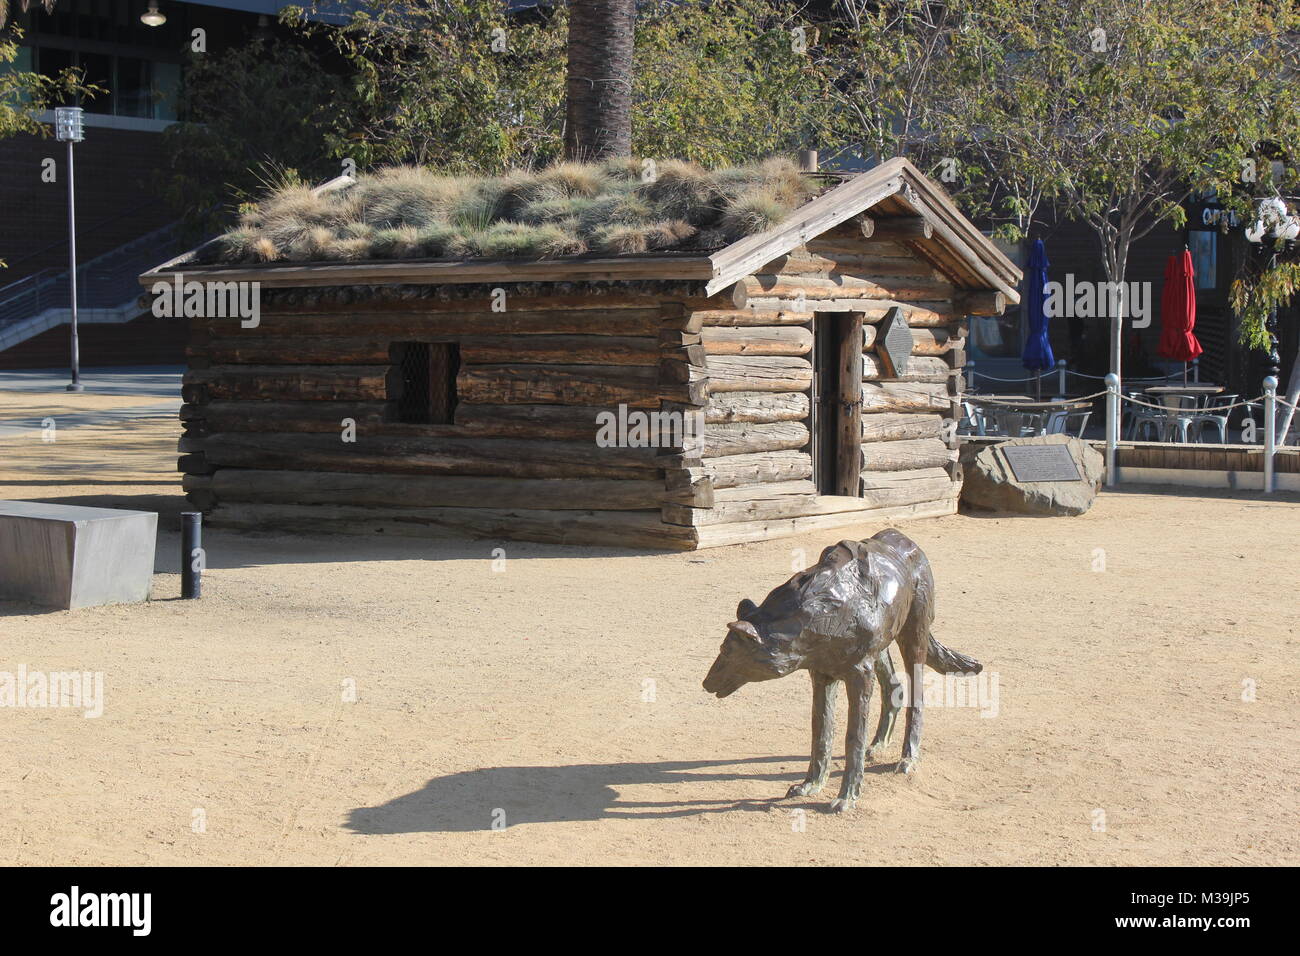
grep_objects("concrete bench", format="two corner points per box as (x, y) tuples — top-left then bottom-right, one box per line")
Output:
(0, 501), (157, 610)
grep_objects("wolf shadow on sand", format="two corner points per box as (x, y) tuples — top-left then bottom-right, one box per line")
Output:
(344, 755), (901, 833)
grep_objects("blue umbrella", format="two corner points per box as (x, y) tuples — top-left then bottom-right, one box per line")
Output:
(1021, 238), (1054, 398)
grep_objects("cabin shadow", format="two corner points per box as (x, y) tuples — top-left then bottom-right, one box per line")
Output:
(345, 756), (809, 833)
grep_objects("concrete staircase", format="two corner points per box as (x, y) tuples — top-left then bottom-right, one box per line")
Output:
(0, 222), (187, 354)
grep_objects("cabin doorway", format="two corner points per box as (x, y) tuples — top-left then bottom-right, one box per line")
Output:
(809, 313), (864, 496)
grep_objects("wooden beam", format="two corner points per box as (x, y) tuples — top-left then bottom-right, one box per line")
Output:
(208, 469), (668, 511)
(700, 326), (813, 355)
(955, 290), (1007, 316)
(863, 216), (932, 241)
(142, 254), (715, 289)
(704, 355), (813, 393)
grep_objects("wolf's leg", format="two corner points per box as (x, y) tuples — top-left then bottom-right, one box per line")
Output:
(786, 672), (838, 798)
(829, 667), (872, 813)
(866, 648), (902, 762)
(896, 621), (929, 775)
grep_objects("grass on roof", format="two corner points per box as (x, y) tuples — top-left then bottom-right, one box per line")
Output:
(198, 156), (821, 265)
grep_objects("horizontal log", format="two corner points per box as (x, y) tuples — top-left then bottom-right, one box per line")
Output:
(177, 452), (213, 475)
(458, 364), (703, 407)
(182, 474), (216, 510)
(860, 437), (956, 471)
(740, 298), (953, 323)
(862, 216), (933, 241)
(701, 326), (812, 355)
(453, 404), (609, 440)
(710, 479), (818, 501)
(182, 400), (389, 433)
(762, 250), (940, 279)
(663, 469), (955, 526)
(208, 469), (667, 510)
(184, 366), (387, 401)
(862, 325), (963, 354)
(732, 274), (953, 309)
(691, 497), (958, 549)
(203, 306), (667, 337)
(807, 235), (915, 258)
(701, 450), (812, 488)
(202, 432), (663, 479)
(860, 413), (944, 442)
(955, 290), (1007, 316)
(863, 354), (952, 383)
(702, 421), (809, 457)
(200, 336), (390, 365)
(694, 309), (814, 327)
(208, 503), (696, 550)
(861, 382), (951, 413)
(705, 390), (809, 424)
(705, 355), (813, 393)
(458, 335), (658, 366)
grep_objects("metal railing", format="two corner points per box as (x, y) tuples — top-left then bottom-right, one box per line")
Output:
(1102, 375), (1292, 493)
(0, 221), (188, 335)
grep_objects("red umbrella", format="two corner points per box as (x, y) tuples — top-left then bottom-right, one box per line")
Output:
(1157, 248), (1202, 382)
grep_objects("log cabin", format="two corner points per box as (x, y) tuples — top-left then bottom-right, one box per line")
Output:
(140, 157), (1020, 550)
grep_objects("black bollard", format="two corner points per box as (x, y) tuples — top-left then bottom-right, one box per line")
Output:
(181, 511), (202, 599)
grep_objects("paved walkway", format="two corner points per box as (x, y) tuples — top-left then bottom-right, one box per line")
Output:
(0, 365), (183, 397)
(0, 366), (182, 438)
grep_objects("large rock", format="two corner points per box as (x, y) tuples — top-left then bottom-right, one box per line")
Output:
(959, 434), (1104, 516)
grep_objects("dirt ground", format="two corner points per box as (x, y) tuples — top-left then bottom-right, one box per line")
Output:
(1, 380), (1297, 866)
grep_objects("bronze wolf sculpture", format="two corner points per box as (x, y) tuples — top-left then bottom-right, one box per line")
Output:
(702, 529), (982, 813)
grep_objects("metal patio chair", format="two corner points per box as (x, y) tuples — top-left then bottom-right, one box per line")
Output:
(1190, 394), (1237, 444)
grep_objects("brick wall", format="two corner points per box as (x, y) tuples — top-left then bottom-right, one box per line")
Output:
(0, 126), (175, 284)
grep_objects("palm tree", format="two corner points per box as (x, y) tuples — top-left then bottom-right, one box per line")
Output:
(1, 0), (55, 29)
(564, 0), (635, 161)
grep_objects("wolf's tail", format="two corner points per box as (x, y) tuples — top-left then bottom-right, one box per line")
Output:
(926, 634), (982, 674)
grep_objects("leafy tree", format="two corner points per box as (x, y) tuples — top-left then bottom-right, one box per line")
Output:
(634, 0), (832, 166)
(283, 0), (567, 173)
(900, 0), (1300, 382)
(159, 36), (357, 234)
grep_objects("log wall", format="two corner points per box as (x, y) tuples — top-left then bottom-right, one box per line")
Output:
(177, 228), (998, 549)
(660, 228), (980, 543)
(180, 288), (709, 549)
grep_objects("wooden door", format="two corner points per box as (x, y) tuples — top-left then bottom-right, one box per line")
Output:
(810, 313), (863, 496)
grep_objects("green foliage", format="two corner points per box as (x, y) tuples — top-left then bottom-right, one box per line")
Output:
(282, 0), (567, 173)
(1231, 260), (1300, 351)
(159, 37), (355, 235)
(280, 0), (831, 174)
(0, 25), (98, 139)
(632, 0), (833, 165)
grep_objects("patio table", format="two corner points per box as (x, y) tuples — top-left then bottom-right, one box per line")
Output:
(1141, 385), (1223, 442)
(966, 395), (1094, 437)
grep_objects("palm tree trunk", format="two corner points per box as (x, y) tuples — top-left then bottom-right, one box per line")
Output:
(564, 0), (635, 161)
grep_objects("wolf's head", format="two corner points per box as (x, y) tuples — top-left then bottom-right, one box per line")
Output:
(702, 536), (911, 699)
(702, 598), (808, 698)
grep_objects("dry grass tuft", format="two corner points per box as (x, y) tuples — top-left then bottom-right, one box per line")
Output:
(201, 155), (823, 265)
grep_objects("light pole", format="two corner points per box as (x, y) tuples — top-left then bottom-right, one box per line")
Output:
(54, 106), (84, 393)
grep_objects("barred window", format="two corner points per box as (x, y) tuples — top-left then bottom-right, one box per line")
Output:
(389, 342), (459, 424)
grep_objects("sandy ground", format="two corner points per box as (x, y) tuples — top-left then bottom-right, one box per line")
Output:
(1, 376), (1297, 866)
